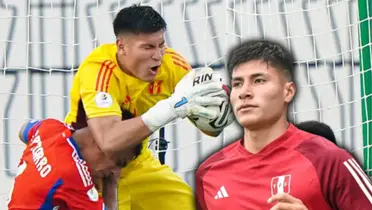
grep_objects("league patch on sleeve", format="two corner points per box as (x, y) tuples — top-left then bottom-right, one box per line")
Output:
(87, 186), (99, 202)
(94, 92), (113, 108)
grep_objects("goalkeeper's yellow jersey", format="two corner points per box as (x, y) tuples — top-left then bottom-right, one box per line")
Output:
(64, 43), (191, 159)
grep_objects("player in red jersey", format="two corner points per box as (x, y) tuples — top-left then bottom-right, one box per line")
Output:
(8, 110), (139, 210)
(196, 39), (372, 210)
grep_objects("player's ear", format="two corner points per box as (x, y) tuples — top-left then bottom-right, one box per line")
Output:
(284, 81), (296, 103)
(116, 38), (126, 56)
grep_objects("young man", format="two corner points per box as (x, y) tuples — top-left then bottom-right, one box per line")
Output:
(296, 120), (337, 145)
(8, 110), (139, 210)
(64, 4), (231, 210)
(196, 39), (372, 210)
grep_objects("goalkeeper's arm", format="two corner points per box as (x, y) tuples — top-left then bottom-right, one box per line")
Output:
(87, 69), (225, 160)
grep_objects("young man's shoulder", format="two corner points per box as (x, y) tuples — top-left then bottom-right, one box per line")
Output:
(75, 44), (119, 88)
(197, 140), (241, 174)
(41, 118), (71, 130)
(161, 47), (192, 72)
(80, 43), (117, 66)
(32, 118), (75, 142)
(294, 131), (352, 166)
(25, 118), (66, 134)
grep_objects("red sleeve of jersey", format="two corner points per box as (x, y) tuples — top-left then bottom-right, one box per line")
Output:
(330, 151), (372, 209)
(297, 137), (372, 209)
(58, 138), (106, 209)
(196, 149), (227, 210)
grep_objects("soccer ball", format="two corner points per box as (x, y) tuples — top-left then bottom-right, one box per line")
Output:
(188, 88), (235, 136)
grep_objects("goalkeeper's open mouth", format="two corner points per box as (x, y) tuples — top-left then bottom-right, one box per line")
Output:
(150, 65), (160, 75)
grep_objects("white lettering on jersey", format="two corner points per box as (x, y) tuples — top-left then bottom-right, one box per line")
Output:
(29, 129), (52, 178)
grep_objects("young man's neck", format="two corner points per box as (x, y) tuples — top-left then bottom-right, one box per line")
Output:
(71, 128), (91, 150)
(243, 115), (289, 154)
(116, 54), (133, 76)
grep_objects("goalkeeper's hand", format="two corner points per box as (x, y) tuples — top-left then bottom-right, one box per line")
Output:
(141, 67), (226, 132)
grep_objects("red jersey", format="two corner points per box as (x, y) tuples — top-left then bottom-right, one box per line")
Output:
(196, 124), (372, 210)
(8, 119), (106, 210)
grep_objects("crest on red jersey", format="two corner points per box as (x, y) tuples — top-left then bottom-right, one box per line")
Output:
(87, 186), (99, 202)
(271, 174), (291, 195)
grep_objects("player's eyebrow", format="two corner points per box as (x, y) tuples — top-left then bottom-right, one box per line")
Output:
(231, 77), (244, 82)
(140, 40), (165, 48)
(249, 72), (267, 79)
(232, 73), (267, 81)
(140, 43), (154, 47)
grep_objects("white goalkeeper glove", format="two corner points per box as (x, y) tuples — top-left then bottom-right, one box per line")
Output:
(141, 67), (225, 132)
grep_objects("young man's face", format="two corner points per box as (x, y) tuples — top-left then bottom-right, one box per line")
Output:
(230, 60), (295, 129)
(116, 30), (166, 82)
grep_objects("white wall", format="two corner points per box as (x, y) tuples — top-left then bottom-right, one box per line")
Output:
(0, 0), (366, 207)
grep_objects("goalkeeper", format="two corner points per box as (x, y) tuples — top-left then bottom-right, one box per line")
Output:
(8, 109), (139, 210)
(64, 4), (231, 210)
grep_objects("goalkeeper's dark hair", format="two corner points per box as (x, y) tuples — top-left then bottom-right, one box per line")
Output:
(226, 39), (295, 81)
(113, 4), (167, 36)
(121, 109), (142, 160)
(296, 120), (337, 145)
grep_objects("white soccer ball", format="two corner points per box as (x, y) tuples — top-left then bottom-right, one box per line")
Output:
(188, 89), (235, 136)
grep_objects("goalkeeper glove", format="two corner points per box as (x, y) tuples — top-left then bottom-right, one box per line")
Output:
(141, 67), (225, 132)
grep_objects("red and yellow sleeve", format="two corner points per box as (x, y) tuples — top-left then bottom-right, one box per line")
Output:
(165, 48), (192, 87)
(79, 60), (121, 119)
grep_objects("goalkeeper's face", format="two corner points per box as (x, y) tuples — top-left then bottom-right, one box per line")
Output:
(230, 60), (296, 129)
(116, 30), (166, 82)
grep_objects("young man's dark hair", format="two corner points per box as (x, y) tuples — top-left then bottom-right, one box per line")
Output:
(226, 39), (295, 81)
(296, 120), (337, 145)
(113, 4), (167, 36)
